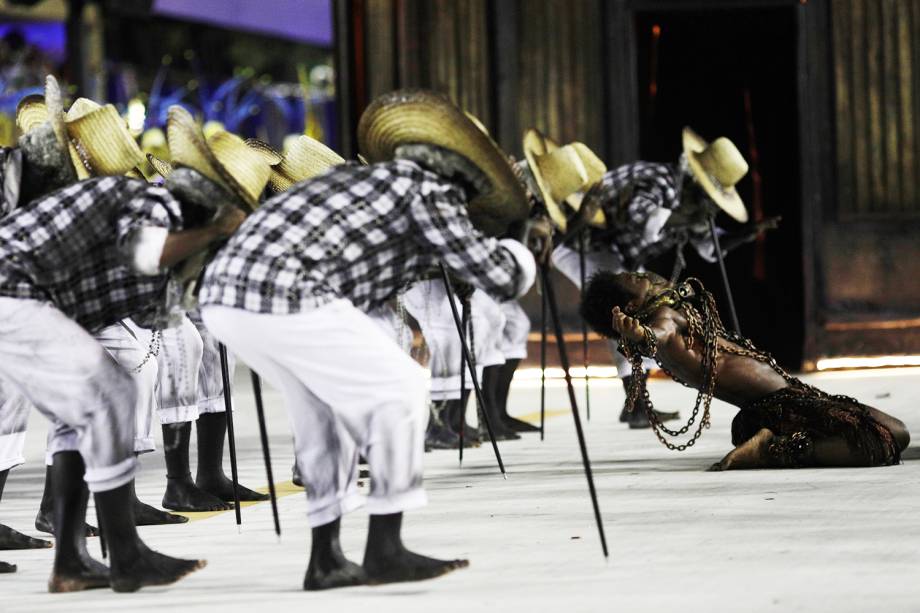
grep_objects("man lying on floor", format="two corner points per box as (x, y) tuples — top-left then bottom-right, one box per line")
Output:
(581, 271), (909, 470)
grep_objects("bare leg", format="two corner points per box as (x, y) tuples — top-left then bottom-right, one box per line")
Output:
(95, 478), (206, 592)
(303, 518), (366, 590)
(194, 413), (269, 502)
(35, 464), (97, 537)
(161, 423), (232, 512)
(47, 452), (110, 592)
(0, 469), (51, 550)
(363, 512), (468, 585)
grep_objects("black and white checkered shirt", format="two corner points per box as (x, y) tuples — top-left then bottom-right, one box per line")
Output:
(0, 176), (184, 331)
(200, 160), (525, 314)
(581, 161), (715, 270)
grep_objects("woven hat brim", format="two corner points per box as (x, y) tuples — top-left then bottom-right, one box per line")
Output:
(207, 130), (272, 208)
(281, 135), (344, 183)
(358, 90), (527, 237)
(147, 153), (173, 178)
(66, 105), (145, 178)
(245, 138), (284, 166)
(16, 95), (49, 134)
(167, 106), (226, 187)
(686, 150), (749, 223)
(523, 128), (569, 231)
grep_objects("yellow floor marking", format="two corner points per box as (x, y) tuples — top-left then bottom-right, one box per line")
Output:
(172, 480), (304, 522)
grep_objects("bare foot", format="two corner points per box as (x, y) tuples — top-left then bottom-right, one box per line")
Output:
(303, 558), (367, 591)
(195, 473), (269, 503)
(133, 498), (189, 526)
(48, 557), (110, 593)
(708, 428), (775, 471)
(0, 523), (52, 550)
(34, 510), (97, 537)
(162, 477), (232, 512)
(110, 548), (206, 593)
(364, 549), (468, 585)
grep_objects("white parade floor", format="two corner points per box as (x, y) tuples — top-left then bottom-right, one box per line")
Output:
(1, 366), (918, 612)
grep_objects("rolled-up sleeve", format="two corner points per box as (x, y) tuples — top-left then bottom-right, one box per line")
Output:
(116, 184), (184, 275)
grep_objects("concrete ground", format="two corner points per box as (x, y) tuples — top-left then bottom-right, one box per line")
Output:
(1, 366), (918, 612)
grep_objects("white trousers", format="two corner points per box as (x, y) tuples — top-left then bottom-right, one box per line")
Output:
(500, 300), (530, 361)
(0, 378), (28, 472)
(155, 311), (235, 424)
(2, 319), (160, 469)
(201, 300), (428, 528)
(404, 281), (505, 401)
(0, 299), (136, 492)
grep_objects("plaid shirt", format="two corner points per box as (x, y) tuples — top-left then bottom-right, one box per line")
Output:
(0, 176), (184, 331)
(580, 161), (716, 270)
(200, 160), (523, 314)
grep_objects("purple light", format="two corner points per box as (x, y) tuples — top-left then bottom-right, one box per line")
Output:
(153, 0), (332, 47)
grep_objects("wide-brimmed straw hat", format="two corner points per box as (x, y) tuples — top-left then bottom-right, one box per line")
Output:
(523, 128), (607, 232)
(681, 126), (749, 223)
(357, 89), (527, 236)
(166, 106), (271, 209)
(246, 135), (344, 192)
(64, 97), (145, 179)
(16, 76), (69, 157)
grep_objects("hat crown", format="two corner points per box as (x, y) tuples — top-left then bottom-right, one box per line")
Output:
(695, 138), (748, 188)
(533, 145), (590, 202)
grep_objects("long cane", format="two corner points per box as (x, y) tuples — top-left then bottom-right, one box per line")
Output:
(457, 298), (470, 465)
(439, 264), (507, 478)
(250, 372), (281, 538)
(541, 265), (609, 558)
(707, 215), (742, 334)
(217, 343), (242, 528)
(578, 230), (591, 420)
(539, 273), (547, 441)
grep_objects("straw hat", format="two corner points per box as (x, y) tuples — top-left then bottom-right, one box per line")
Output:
(523, 128), (607, 232)
(16, 76), (69, 156)
(63, 97), (146, 179)
(166, 106), (271, 209)
(246, 135), (344, 193)
(357, 90), (527, 236)
(681, 126), (749, 223)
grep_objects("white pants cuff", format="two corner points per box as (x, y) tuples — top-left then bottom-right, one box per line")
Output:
(157, 404), (199, 424)
(307, 489), (366, 528)
(366, 488), (428, 517)
(0, 431), (25, 472)
(134, 436), (156, 454)
(83, 456), (137, 493)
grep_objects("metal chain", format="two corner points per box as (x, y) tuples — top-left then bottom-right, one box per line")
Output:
(128, 329), (161, 374)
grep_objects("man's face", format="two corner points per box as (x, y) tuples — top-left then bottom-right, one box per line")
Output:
(614, 272), (652, 313)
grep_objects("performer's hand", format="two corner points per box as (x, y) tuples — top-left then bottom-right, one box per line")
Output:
(451, 275), (475, 300)
(754, 215), (781, 234)
(212, 205), (247, 238)
(611, 306), (646, 343)
(573, 194), (601, 227)
(525, 215), (554, 265)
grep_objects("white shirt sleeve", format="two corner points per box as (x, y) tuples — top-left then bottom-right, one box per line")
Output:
(498, 238), (536, 299)
(129, 226), (169, 275)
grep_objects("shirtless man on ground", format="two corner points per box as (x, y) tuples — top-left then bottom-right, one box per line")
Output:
(581, 271), (910, 470)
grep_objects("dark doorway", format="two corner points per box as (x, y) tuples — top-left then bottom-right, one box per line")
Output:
(635, 6), (803, 369)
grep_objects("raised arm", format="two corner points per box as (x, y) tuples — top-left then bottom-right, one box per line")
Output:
(611, 306), (679, 356)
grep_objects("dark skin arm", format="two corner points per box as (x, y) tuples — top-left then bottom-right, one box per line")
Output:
(719, 215), (781, 255)
(158, 206), (246, 269)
